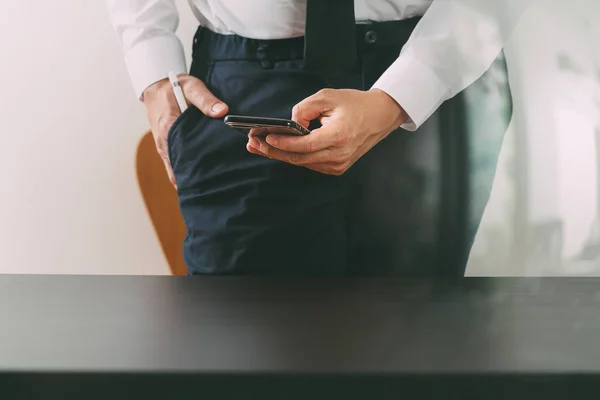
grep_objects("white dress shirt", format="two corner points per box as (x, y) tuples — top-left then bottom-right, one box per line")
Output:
(106, 0), (534, 130)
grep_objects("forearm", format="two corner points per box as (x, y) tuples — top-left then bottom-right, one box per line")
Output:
(106, 0), (187, 99)
(372, 0), (536, 130)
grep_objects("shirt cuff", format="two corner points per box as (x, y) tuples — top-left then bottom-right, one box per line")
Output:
(371, 46), (451, 131)
(123, 35), (188, 100)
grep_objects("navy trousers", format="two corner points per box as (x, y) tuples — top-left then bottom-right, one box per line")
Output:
(168, 18), (470, 276)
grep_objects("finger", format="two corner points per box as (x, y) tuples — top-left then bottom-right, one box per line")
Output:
(156, 115), (179, 138)
(248, 136), (334, 165)
(247, 141), (347, 176)
(161, 156), (178, 189)
(291, 89), (334, 127)
(248, 128), (268, 138)
(153, 134), (178, 189)
(303, 161), (353, 176)
(247, 135), (353, 176)
(246, 141), (270, 158)
(183, 79), (229, 117)
(264, 125), (339, 153)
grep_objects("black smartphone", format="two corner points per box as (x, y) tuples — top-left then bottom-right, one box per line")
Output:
(224, 115), (310, 136)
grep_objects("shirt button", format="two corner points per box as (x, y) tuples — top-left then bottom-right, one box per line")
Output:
(365, 30), (378, 44)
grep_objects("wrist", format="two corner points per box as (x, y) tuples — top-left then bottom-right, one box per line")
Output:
(368, 88), (407, 130)
(141, 78), (170, 103)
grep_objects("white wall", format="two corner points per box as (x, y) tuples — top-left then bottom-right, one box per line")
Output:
(0, 0), (198, 274)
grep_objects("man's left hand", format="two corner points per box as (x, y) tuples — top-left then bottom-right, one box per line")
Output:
(246, 88), (407, 175)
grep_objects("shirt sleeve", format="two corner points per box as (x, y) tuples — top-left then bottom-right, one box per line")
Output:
(371, 0), (536, 131)
(106, 0), (188, 100)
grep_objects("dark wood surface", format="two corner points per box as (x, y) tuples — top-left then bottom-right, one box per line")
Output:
(1, 275), (600, 398)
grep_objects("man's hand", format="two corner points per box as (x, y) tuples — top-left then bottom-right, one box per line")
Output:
(246, 88), (406, 175)
(143, 74), (229, 187)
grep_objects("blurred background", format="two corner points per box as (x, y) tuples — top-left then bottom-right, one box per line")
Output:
(0, 0), (598, 275)
(467, 0), (600, 276)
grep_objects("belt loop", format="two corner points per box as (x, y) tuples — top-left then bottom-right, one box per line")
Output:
(256, 41), (273, 69)
(192, 27), (206, 60)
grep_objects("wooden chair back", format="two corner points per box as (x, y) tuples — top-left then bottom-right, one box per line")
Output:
(135, 131), (187, 276)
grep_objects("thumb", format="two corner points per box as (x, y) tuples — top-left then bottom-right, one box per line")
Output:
(183, 78), (229, 117)
(292, 90), (332, 128)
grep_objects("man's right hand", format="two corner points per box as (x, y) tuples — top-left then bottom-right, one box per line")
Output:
(142, 74), (229, 188)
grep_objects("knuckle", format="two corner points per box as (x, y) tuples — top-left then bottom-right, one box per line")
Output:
(262, 145), (271, 157)
(331, 157), (344, 166)
(183, 85), (197, 99)
(331, 151), (348, 164)
(307, 140), (318, 152)
(292, 103), (301, 115)
(154, 143), (171, 162)
(289, 154), (303, 165)
(157, 115), (177, 133)
(178, 74), (192, 85)
(198, 97), (215, 113)
(318, 88), (334, 98)
(181, 76), (203, 92)
(292, 102), (309, 118)
(331, 162), (348, 175)
(153, 136), (168, 153)
(334, 132), (350, 146)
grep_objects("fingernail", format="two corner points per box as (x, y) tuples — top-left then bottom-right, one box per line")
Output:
(212, 103), (226, 113)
